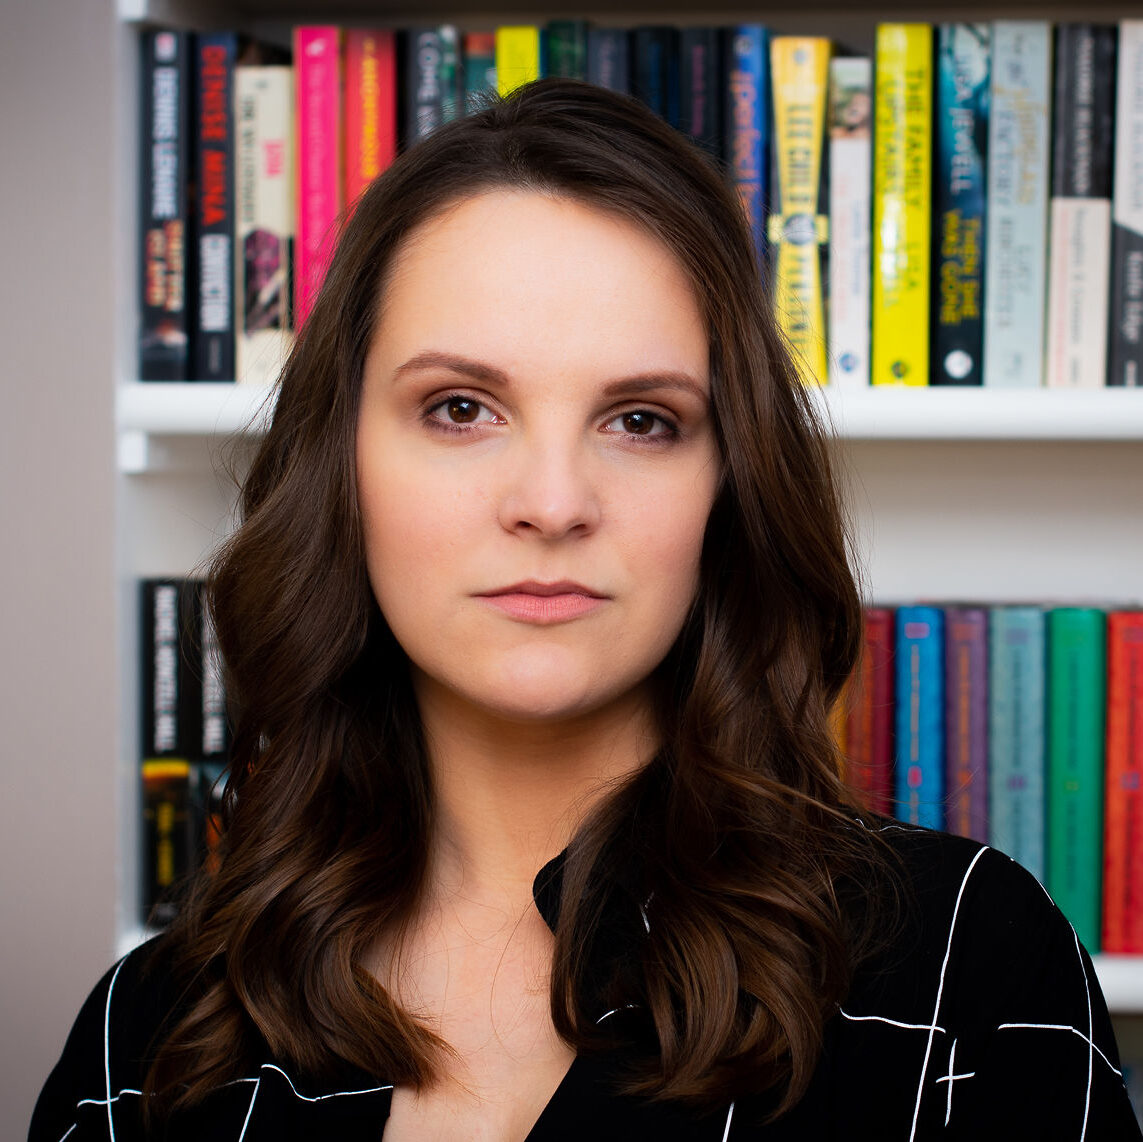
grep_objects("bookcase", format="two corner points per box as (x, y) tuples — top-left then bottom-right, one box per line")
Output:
(113, 0), (1143, 1029)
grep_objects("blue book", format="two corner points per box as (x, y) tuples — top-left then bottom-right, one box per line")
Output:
(932, 23), (990, 385)
(586, 28), (630, 94)
(723, 25), (770, 271)
(895, 607), (945, 829)
(988, 606), (1046, 881)
(632, 26), (681, 128)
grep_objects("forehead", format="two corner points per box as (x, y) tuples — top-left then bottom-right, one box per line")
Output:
(369, 189), (709, 385)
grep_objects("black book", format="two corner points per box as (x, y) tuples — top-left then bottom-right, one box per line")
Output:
(679, 28), (724, 160)
(632, 27), (681, 129)
(586, 28), (630, 94)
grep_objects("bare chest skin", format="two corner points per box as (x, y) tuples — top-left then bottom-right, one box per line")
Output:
(378, 895), (576, 1142)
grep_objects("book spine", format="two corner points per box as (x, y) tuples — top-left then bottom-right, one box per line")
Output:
(496, 26), (541, 96)
(545, 19), (588, 80)
(1108, 20), (1143, 387)
(464, 32), (498, 111)
(194, 33), (237, 381)
(1047, 608), (1106, 951)
(141, 759), (193, 925)
(988, 607), (1047, 881)
(679, 28), (723, 160)
(345, 30), (397, 213)
(1045, 25), (1118, 388)
(234, 66), (294, 387)
(944, 606), (990, 843)
(138, 29), (191, 381)
(846, 607), (895, 815)
(140, 579), (199, 760)
(586, 28), (630, 94)
(827, 57), (872, 388)
(195, 762), (228, 877)
(932, 24), (990, 386)
(769, 37), (832, 386)
(633, 27), (681, 128)
(293, 26), (343, 333)
(197, 580), (229, 762)
(983, 22), (1052, 387)
(894, 606), (945, 828)
(872, 24), (933, 387)
(1102, 611), (1143, 952)
(724, 26), (770, 272)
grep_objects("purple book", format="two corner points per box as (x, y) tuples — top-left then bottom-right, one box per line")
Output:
(945, 607), (989, 843)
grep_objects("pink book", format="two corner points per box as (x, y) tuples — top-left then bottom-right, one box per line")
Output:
(293, 26), (343, 331)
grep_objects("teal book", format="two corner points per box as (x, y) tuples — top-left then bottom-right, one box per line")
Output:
(894, 607), (945, 829)
(988, 607), (1046, 882)
(1046, 607), (1107, 951)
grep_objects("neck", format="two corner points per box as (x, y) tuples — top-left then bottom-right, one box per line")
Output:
(413, 673), (656, 911)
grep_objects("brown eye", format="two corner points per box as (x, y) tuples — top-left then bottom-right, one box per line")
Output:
(447, 398), (480, 423)
(621, 411), (654, 435)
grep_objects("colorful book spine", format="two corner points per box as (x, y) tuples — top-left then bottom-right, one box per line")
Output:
(586, 28), (630, 93)
(633, 27), (681, 128)
(679, 28), (724, 160)
(463, 32), (497, 112)
(139, 28), (191, 381)
(1108, 20), (1143, 387)
(724, 26), (770, 272)
(894, 606), (945, 828)
(345, 30), (397, 214)
(545, 19), (588, 80)
(872, 24), (933, 387)
(404, 27), (458, 145)
(1103, 611), (1143, 952)
(193, 33), (238, 381)
(142, 759), (193, 925)
(293, 26), (343, 333)
(932, 24), (990, 386)
(827, 57), (872, 388)
(944, 606), (989, 843)
(234, 65), (294, 387)
(846, 607), (895, 815)
(768, 37), (832, 386)
(983, 22), (1052, 387)
(496, 26), (541, 96)
(1045, 25), (1118, 389)
(1047, 608), (1106, 951)
(988, 606), (1046, 881)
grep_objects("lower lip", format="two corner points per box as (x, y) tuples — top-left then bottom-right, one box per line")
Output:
(478, 592), (606, 624)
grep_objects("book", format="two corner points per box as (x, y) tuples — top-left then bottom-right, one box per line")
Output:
(1108, 20), (1143, 387)
(138, 28), (192, 381)
(988, 606), (1046, 881)
(403, 26), (461, 145)
(932, 24), (990, 386)
(345, 30), (398, 214)
(545, 19), (588, 80)
(234, 64), (294, 387)
(724, 26), (770, 273)
(196, 581), (230, 762)
(1045, 25), (1118, 389)
(142, 759), (193, 925)
(768, 36), (832, 386)
(496, 26), (541, 96)
(193, 33), (238, 381)
(293, 26), (343, 333)
(872, 23), (933, 387)
(827, 56), (872, 388)
(1046, 607), (1106, 951)
(944, 606), (989, 843)
(894, 606), (945, 828)
(983, 22), (1053, 387)
(845, 607), (895, 815)
(1102, 611), (1143, 952)
(679, 28), (723, 160)
(586, 28), (630, 93)
(632, 27), (681, 128)
(463, 32), (498, 112)
(140, 579), (197, 760)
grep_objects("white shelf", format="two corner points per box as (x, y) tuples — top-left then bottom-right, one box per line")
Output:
(115, 383), (1143, 470)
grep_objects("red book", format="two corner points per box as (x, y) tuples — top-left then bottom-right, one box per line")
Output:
(845, 608), (895, 815)
(345, 29), (397, 215)
(1102, 610), (1143, 953)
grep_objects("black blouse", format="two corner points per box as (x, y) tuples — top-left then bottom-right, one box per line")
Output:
(29, 824), (1143, 1140)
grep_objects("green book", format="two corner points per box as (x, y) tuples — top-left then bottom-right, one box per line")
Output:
(1046, 607), (1106, 951)
(544, 19), (589, 79)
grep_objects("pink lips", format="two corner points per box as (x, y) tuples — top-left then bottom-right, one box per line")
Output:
(476, 580), (607, 624)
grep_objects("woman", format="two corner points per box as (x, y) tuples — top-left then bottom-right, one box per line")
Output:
(31, 79), (1140, 1140)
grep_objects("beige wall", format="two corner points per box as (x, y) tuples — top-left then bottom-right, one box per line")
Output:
(0, 0), (120, 1134)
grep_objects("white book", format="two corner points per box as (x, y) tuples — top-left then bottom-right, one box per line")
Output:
(235, 66), (295, 387)
(983, 22), (1052, 387)
(827, 57), (871, 388)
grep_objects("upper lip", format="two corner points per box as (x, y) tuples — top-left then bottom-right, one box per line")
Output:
(479, 580), (606, 598)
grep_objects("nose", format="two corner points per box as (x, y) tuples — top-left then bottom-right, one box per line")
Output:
(497, 433), (602, 539)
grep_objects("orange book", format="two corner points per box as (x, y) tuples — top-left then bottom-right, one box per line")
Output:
(845, 608), (895, 815)
(345, 29), (397, 214)
(1102, 610), (1143, 953)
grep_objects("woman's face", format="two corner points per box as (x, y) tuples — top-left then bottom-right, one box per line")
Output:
(356, 189), (719, 726)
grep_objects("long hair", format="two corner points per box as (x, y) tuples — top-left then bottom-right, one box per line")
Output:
(143, 78), (892, 1121)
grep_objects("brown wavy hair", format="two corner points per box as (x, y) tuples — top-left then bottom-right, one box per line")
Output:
(143, 78), (894, 1122)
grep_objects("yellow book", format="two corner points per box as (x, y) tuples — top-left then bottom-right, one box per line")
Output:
(768, 37), (832, 385)
(496, 26), (541, 95)
(872, 23), (933, 386)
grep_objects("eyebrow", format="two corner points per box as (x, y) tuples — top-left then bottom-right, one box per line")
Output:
(392, 350), (709, 403)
